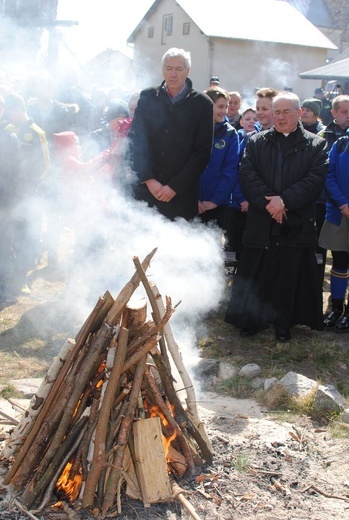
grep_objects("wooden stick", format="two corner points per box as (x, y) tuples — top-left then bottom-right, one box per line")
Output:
(13, 500), (40, 520)
(20, 323), (115, 507)
(149, 347), (213, 465)
(149, 281), (213, 456)
(22, 416), (88, 510)
(100, 355), (147, 518)
(105, 248), (157, 327)
(82, 327), (129, 507)
(2, 294), (109, 484)
(171, 480), (202, 520)
(301, 484), (349, 502)
(133, 256), (171, 372)
(144, 365), (194, 475)
(0, 409), (19, 425)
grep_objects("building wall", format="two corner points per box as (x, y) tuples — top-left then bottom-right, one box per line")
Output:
(210, 39), (327, 101)
(132, 0), (210, 90)
(131, 0), (329, 100)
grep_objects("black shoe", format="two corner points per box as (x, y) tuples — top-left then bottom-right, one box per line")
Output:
(240, 327), (259, 337)
(335, 314), (349, 333)
(275, 327), (291, 342)
(324, 308), (343, 328)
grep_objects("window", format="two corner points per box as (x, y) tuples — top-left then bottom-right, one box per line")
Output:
(148, 27), (154, 38)
(162, 14), (173, 44)
(164, 14), (173, 35)
(183, 22), (190, 35)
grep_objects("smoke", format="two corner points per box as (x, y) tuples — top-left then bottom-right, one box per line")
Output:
(0, 5), (228, 382)
(57, 174), (227, 359)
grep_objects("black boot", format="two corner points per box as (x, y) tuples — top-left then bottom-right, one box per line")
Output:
(335, 304), (349, 333)
(323, 299), (344, 328)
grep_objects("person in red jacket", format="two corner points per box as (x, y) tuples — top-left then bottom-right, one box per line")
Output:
(53, 131), (111, 265)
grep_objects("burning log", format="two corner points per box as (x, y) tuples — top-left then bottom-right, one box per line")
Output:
(0, 249), (212, 519)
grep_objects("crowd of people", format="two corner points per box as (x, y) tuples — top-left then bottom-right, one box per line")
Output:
(1, 47), (349, 345)
(0, 67), (138, 304)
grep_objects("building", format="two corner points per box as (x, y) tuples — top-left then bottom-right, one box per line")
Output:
(127, 0), (337, 100)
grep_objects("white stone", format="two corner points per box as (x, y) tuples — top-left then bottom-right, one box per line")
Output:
(264, 377), (278, 391)
(239, 363), (261, 379)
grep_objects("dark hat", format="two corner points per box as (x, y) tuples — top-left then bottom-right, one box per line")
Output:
(314, 87), (324, 95)
(104, 99), (129, 122)
(301, 97), (322, 117)
(210, 76), (220, 85)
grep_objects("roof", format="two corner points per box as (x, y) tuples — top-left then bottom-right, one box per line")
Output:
(286, 0), (336, 28)
(127, 0), (337, 50)
(299, 58), (349, 80)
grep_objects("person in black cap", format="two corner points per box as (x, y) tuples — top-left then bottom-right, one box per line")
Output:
(314, 87), (333, 125)
(209, 76), (220, 87)
(301, 98), (325, 134)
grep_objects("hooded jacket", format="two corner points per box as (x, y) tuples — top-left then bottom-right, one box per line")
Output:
(199, 118), (239, 206)
(324, 135), (349, 226)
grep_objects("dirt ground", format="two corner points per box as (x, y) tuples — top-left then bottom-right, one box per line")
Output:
(0, 256), (349, 519)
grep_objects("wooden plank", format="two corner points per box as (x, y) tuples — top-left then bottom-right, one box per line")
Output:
(132, 417), (172, 505)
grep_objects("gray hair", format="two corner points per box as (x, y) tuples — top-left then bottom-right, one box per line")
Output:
(161, 48), (191, 71)
(273, 91), (300, 110)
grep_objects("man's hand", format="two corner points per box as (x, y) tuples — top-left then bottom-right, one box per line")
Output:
(145, 178), (163, 198)
(145, 179), (176, 202)
(340, 204), (349, 218)
(240, 200), (249, 212)
(198, 201), (217, 214)
(157, 185), (176, 202)
(265, 195), (286, 224)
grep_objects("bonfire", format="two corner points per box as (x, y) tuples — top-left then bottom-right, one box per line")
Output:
(0, 249), (212, 520)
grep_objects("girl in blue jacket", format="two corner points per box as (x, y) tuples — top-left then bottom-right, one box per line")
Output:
(199, 87), (239, 228)
(319, 132), (349, 332)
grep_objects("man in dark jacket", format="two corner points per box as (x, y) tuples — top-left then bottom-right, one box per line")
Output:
(128, 47), (213, 221)
(225, 92), (328, 342)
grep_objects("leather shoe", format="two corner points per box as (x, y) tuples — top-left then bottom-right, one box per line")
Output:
(335, 314), (349, 333)
(240, 327), (259, 337)
(275, 327), (291, 342)
(324, 308), (343, 328)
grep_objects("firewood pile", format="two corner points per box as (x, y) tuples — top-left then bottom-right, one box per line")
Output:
(0, 249), (213, 519)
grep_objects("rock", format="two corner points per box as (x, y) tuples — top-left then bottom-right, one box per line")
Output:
(251, 377), (264, 389)
(218, 362), (238, 381)
(312, 384), (347, 416)
(193, 359), (220, 380)
(239, 363), (261, 379)
(264, 377), (278, 391)
(9, 378), (42, 398)
(278, 371), (318, 397)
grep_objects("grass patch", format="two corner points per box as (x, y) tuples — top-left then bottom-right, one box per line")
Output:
(214, 375), (254, 398)
(198, 337), (226, 358)
(257, 384), (316, 417)
(0, 383), (22, 399)
(266, 410), (299, 424)
(232, 454), (250, 472)
(0, 352), (50, 384)
(329, 420), (349, 439)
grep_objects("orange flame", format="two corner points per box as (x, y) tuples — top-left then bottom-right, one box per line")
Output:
(148, 404), (177, 461)
(56, 462), (83, 502)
